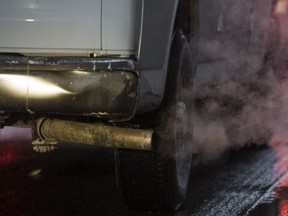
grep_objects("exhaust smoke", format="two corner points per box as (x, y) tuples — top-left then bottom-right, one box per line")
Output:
(187, 0), (288, 161)
(192, 64), (288, 161)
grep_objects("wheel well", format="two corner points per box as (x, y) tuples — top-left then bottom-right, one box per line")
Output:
(174, 0), (192, 38)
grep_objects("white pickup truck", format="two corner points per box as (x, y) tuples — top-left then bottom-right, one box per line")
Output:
(0, 0), (277, 211)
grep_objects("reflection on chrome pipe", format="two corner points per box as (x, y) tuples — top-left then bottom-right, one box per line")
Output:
(0, 74), (71, 98)
(35, 118), (153, 151)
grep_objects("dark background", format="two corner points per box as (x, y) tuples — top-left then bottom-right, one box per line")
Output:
(0, 127), (287, 216)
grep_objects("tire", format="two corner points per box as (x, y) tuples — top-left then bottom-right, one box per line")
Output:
(116, 1), (198, 211)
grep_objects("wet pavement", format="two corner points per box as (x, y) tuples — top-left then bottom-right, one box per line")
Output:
(1, 127), (288, 216)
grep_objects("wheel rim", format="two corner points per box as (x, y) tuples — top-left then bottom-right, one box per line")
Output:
(175, 100), (188, 185)
(174, 37), (192, 189)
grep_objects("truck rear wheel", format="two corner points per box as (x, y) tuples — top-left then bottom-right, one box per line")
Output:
(116, 0), (198, 211)
(116, 24), (196, 211)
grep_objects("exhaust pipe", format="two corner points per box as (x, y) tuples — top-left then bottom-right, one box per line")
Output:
(34, 118), (153, 151)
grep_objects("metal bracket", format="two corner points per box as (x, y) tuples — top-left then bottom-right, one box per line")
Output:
(32, 118), (58, 153)
(32, 138), (58, 153)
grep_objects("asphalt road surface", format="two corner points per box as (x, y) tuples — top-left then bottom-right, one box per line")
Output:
(1, 127), (288, 216)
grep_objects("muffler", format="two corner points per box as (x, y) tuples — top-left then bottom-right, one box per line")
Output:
(33, 118), (153, 152)
(0, 56), (139, 121)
